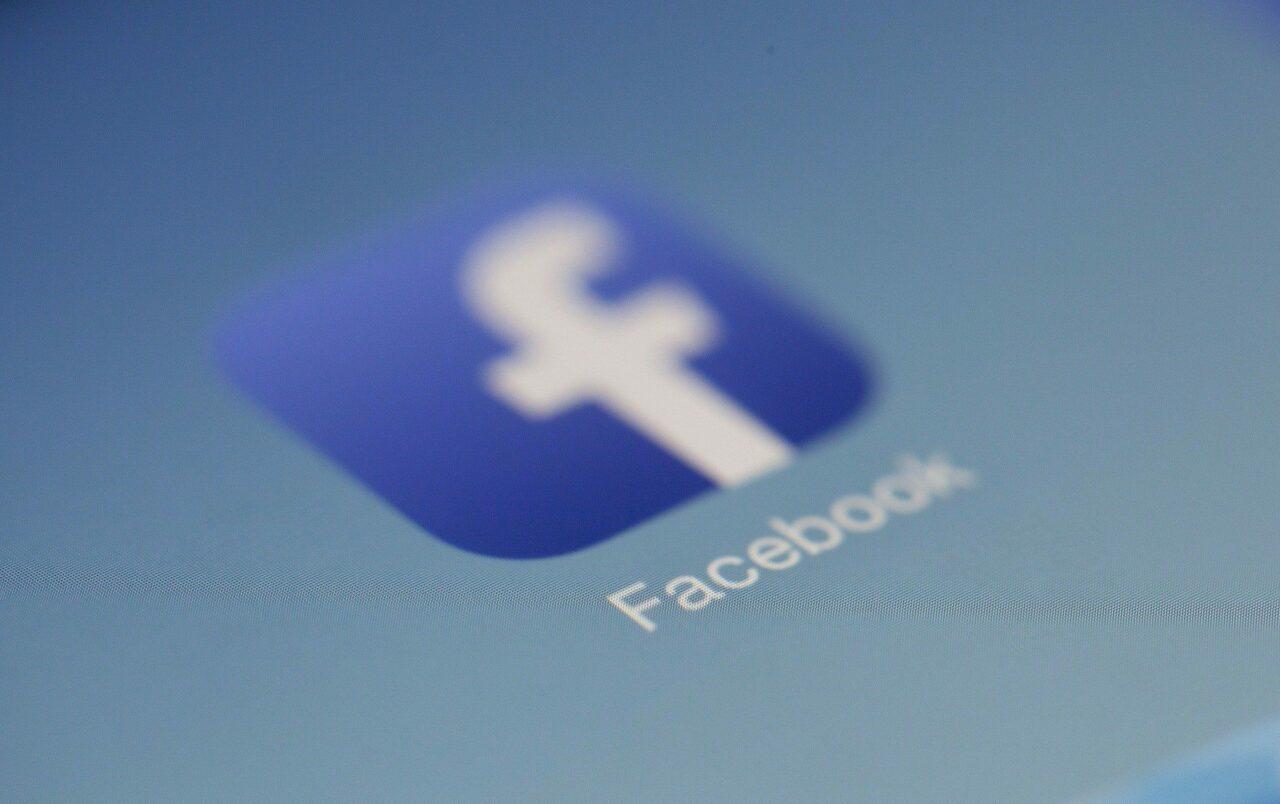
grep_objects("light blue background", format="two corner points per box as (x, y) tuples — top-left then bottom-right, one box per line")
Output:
(3, 2), (1280, 801)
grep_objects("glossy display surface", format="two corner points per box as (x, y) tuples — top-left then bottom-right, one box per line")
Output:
(3, 3), (1279, 800)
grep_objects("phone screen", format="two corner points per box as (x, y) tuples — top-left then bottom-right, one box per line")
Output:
(4, 3), (1280, 801)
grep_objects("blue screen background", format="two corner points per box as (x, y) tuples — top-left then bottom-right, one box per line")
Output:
(3, 2), (1280, 800)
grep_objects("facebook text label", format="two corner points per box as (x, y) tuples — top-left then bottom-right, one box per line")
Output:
(608, 454), (977, 632)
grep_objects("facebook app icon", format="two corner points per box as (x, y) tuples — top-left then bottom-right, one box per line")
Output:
(216, 180), (874, 558)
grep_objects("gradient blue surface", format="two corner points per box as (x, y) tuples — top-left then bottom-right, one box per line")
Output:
(216, 182), (871, 557)
(1101, 717), (1280, 804)
(3, 2), (1280, 801)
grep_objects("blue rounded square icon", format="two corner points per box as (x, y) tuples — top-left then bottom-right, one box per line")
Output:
(216, 180), (873, 558)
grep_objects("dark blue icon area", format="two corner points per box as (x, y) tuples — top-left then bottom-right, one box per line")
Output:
(216, 182), (873, 558)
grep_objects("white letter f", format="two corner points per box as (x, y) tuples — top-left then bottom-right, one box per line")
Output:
(461, 202), (793, 487)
